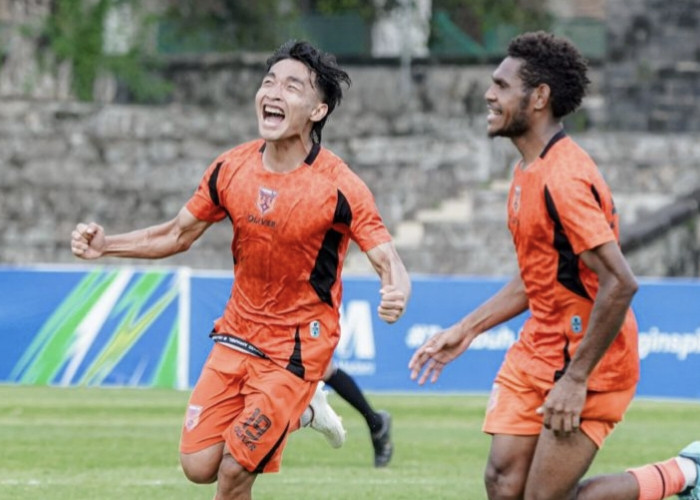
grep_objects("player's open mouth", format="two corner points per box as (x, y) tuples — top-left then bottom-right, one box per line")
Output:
(487, 106), (502, 123)
(263, 105), (285, 125)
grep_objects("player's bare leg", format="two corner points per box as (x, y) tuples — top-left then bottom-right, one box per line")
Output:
(180, 443), (225, 484)
(215, 451), (256, 500)
(522, 429), (598, 500)
(575, 472), (640, 499)
(485, 434), (538, 499)
(576, 441), (700, 500)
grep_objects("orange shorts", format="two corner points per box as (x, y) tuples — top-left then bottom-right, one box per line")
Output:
(180, 343), (316, 473)
(483, 355), (636, 448)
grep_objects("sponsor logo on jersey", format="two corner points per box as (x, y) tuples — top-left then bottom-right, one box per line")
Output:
(247, 214), (276, 228)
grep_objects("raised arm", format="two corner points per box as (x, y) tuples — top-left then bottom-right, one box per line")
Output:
(365, 241), (411, 324)
(71, 206), (212, 260)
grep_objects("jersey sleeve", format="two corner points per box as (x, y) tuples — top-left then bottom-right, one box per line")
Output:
(545, 170), (616, 255)
(186, 158), (229, 223)
(339, 171), (392, 252)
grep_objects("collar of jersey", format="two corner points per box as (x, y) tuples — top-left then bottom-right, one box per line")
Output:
(258, 142), (321, 166)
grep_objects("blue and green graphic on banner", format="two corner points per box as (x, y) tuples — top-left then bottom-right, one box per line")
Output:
(4, 268), (181, 388)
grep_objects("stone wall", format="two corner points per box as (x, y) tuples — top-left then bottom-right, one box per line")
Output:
(606, 0), (700, 132)
(2, 76), (700, 277)
(2, 0), (700, 277)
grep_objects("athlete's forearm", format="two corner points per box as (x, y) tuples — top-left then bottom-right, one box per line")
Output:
(565, 272), (637, 383)
(102, 224), (185, 258)
(457, 274), (529, 338)
(103, 207), (211, 259)
(367, 242), (411, 299)
(387, 247), (411, 301)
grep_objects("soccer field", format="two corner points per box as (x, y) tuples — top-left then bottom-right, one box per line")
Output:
(1, 386), (699, 500)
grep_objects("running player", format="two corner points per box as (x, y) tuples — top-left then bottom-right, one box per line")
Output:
(409, 31), (699, 500)
(71, 40), (410, 500)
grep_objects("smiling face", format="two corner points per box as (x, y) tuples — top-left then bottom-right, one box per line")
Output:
(255, 58), (328, 144)
(484, 57), (533, 138)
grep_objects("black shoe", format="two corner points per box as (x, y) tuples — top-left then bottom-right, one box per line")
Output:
(371, 410), (393, 467)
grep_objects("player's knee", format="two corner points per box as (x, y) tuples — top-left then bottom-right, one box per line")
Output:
(217, 453), (251, 485)
(180, 453), (218, 484)
(484, 462), (524, 500)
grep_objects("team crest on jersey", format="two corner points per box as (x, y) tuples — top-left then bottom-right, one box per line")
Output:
(309, 320), (321, 338)
(571, 315), (583, 334)
(185, 404), (203, 431)
(257, 187), (278, 215)
(512, 185), (521, 213)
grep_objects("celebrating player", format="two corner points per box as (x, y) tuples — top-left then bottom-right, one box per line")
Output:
(72, 40), (410, 500)
(409, 31), (699, 500)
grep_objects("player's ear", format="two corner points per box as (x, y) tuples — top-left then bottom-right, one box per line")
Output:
(533, 83), (551, 111)
(310, 103), (328, 123)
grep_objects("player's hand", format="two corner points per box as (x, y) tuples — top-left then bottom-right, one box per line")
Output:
(409, 326), (473, 385)
(71, 222), (106, 260)
(536, 373), (587, 437)
(377, 285), (406, 324)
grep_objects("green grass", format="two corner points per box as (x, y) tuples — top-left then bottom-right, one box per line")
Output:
(0, 386), (698, 499)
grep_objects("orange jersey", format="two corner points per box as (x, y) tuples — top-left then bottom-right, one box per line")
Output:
(506, 131), (639, 391)
(186, 139), (392, 381)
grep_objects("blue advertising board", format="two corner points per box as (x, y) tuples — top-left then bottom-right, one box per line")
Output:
(1, 266), (699, 400)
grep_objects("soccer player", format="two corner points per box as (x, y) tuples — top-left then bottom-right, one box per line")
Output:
(408, 31), (699, 500)
(71, 40), (410, 500)
(322, 363), (393, 467)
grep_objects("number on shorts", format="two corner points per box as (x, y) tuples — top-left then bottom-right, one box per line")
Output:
(243, 408), (271, 441)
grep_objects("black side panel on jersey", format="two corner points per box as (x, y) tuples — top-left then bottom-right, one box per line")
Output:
(590, 184), (602, 207)
(285, 327), (305, 379)
(208, 161), (232, 221)
(544, 186), (592, 300)
(553, 337), (572, 381)
(309, 190), (352, 306)
(209, 162), (223, 205)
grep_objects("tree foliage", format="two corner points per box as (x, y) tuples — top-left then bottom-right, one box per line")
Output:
(45, 0), (109, 100)
(160, 0), (301, 52)
(44, 0), (172, 102)
(432, 0), (551, 41)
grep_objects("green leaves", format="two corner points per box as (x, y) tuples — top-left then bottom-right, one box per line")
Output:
(44, 0), (172, 102)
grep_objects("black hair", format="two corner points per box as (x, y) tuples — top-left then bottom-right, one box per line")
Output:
(266, 40), (351, 144)
(507, 31), (590, 118)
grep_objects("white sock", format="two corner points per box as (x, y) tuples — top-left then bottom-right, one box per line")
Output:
(675, 457), (698, 489)
(300, 407), (313, 428)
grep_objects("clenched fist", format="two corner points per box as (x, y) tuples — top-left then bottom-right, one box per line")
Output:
(71, 222), (106, 260)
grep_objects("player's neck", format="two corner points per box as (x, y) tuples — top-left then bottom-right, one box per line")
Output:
(262, 137), (314, 173)
(513, 121), (563, 168)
